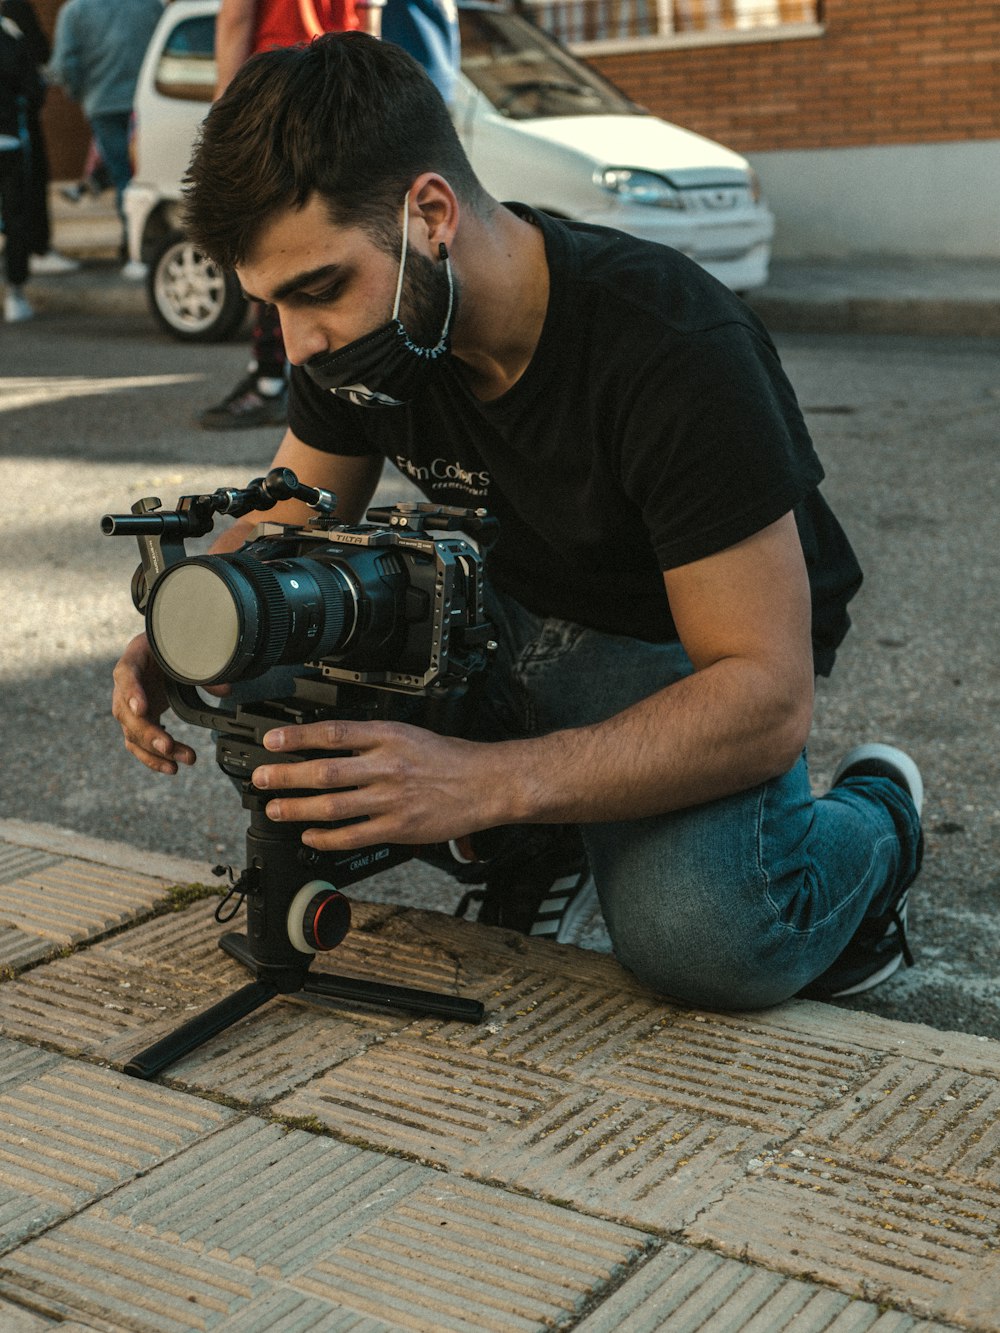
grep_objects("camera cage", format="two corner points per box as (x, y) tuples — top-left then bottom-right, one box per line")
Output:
(102, 468), (493, 1078)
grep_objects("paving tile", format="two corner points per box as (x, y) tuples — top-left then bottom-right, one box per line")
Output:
(801, 1056), (1000, 1187)
(0, 1037), (60, 1094)
(0, 1057), (234, 1254)
(574, 1241), (953, 1332)
(215, 1288), (397, 1332)
(748, 1001), (1000, 1081)
(0, 928), (54, 973)
(373, 907), (650, 994)
(276, 1034), (571, 1168)
(687, 1144), (1000, 1320)
(415, 968), (666, 1076)
(94, 1119), (429, 1275)
(476, 1086), (776, 1231)
(290, 1176), (651, 1332)
(0, 1296), (60, 1330)
(162, 998), (410, 1104)
(0, 1213), (271, 1332)
(0, 858), (172, 953)
(0, 1125), (649, 1333)
(585, 1011), (883, 1133)
(0, 848), (63, 885)
(0, 949), (241, 1064)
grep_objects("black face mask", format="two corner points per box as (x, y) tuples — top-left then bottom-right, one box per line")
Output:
(303, 200), (455, 409)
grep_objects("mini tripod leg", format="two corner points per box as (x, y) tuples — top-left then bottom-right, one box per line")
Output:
(124, 979), (277, 1080)
(301, 971), (484, 1023)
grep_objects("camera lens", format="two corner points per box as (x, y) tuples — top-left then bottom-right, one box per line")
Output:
(146, 553), (356, 685)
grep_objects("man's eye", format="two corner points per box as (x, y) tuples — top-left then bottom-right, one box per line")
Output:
(302, 283), (343, 305)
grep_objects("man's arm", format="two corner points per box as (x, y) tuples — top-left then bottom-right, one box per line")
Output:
(111, 431), (383, 773)
(214, 0), (259, 99)
(252, 511), (816, 847)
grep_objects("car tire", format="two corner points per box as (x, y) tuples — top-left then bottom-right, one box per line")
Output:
(146, 232), (247, 342)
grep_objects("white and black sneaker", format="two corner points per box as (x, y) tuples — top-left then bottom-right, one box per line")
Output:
(799, 743), (924, 1000)
(449, 825), (599, 946)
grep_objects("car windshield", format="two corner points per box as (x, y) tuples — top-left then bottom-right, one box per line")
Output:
(458, 5), (638, 119)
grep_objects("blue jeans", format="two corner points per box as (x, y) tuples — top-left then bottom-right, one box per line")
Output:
(88, 112), (131, 248)
(474, 589), (923, 1010)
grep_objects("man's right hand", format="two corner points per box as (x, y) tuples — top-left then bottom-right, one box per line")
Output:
(112, 632), (197, 774)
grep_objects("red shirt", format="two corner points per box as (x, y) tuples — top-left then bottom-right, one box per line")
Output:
(253, 0), (359, 52)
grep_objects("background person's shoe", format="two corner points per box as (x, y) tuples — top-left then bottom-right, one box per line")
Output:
(29, 250), (80, 275)
(799, 743), (923, 1000)
(198, 374), (288, 430)
(4, 291), (34, 323)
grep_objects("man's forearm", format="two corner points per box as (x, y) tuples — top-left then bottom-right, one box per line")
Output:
(480, 658), (813, 828)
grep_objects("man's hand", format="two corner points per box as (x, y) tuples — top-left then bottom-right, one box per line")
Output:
(112, 633), (197, 775)
(253, 719), (496, 850)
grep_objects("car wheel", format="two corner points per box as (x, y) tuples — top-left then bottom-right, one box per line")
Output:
(146, 232), (247, 342)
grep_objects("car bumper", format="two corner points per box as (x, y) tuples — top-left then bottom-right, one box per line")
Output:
(573, 202), (775, 291)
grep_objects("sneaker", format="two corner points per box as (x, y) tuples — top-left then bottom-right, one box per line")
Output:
(29, 250), (80, 275)
(798, 743), (923, 1000)
(198, 374), (288, 430)
(451, 825), (599, 946)
(120, 259), (148, 282)
(4, 291), (34, 323)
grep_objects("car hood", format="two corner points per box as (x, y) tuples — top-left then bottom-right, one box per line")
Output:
(495, 112), (752, 181)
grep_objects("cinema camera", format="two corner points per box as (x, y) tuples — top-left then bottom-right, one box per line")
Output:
(102, 468), (495, 1078)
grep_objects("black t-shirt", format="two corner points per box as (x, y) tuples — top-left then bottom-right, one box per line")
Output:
(289, 207), (861, 675)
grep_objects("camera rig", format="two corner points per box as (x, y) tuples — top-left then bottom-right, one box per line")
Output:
(103, 468), (496, 1079)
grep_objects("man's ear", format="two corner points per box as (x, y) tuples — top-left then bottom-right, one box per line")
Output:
(409, 173), (459, 253)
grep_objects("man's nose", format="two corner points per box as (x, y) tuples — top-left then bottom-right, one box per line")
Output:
(276, 309), (328, 366)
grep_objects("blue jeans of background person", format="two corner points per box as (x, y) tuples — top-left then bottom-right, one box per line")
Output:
(88, 111), (131, 248)
(473, 588), (922, 1011)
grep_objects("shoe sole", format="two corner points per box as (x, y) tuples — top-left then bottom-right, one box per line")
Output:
(833, 742), (924, 816)
(825, 949), (904, 997)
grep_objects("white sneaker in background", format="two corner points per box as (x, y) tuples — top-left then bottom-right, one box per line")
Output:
(4, 291), (34, 323)
(120, 260), (148, 282)
(29, 250), (80, 275)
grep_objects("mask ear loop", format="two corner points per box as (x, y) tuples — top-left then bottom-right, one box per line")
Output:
(391, 194), (410, 321)
(438, 241), (454, 333)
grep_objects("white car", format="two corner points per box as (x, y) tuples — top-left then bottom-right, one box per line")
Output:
(126, 0), (774, 341)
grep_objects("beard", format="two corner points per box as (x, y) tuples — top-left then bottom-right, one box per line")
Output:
(396, 245), (456, 349)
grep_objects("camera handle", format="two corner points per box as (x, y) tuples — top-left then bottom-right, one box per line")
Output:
(124, 730), (484, 1081)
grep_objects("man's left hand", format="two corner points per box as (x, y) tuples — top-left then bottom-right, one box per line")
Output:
(252, 719), (494, 849)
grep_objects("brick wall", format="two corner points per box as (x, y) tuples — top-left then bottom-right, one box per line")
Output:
(589, 0), (1000, 153)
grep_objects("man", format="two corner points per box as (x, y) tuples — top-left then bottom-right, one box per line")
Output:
(0, 0), (40, 321)
(112, 33), (923, 1009)
(198, 0), (360, 430)
(0, 0), (79, 277)
(199, 0), (459, 429)
(48, 0), (162, 269)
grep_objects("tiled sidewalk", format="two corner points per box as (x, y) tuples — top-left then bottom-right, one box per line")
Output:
(1, 819), (997, 1331)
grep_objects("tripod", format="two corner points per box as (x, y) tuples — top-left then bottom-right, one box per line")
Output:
(124, 767), (485, 1080)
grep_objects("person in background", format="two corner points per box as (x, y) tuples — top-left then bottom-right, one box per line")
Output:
(198, 0), (362, 431)
(47, 0), (162, 273)
(0, 1), (42, 320)
(199, 0), (460, 429)
(0, 0), (79, 276)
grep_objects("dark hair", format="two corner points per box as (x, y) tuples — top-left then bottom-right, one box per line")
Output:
(183, 32), (489, 268)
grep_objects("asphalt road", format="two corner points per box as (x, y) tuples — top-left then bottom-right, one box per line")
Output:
(1, 310), (997, 1039)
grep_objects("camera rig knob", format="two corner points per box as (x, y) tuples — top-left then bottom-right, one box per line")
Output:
(286, 880), (352, 954)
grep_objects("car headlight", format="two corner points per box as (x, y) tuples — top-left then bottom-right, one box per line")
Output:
(596, 168), (684, 209)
